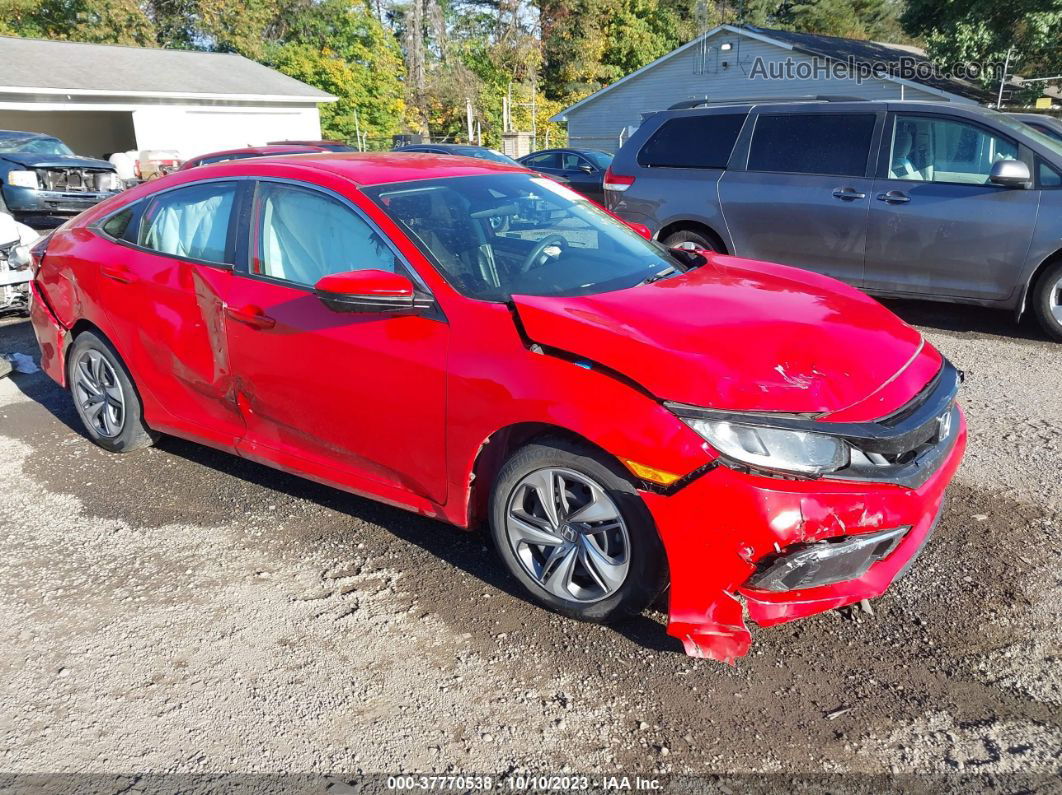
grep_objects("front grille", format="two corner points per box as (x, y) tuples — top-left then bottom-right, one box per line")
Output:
(34, 168), (114, 193)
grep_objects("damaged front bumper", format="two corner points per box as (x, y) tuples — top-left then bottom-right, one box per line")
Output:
(642, 403), (966, 663)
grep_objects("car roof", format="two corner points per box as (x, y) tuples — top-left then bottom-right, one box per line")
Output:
(190, 144), (325, 160)
(193, 151), (528, 185)
(397, 143), (487, 151)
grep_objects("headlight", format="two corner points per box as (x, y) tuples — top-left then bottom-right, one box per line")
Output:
(6, 170), (39, 189)
(681, 418), (848, 476)
(97, 172), (122, 192)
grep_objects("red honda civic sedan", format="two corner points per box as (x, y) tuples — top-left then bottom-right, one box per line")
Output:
(28, 153), (966, 662)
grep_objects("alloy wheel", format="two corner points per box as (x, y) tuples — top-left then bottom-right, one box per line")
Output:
(73, 349), (125, 438)
(1050, 272), (1062, 324)
(504, 467), (630, 603)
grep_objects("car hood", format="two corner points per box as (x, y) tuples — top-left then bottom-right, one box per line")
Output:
(0, 152), (115, 170)
(511, 255), (929, 415)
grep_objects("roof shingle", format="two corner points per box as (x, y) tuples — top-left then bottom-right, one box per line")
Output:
(0, 36), (333, 100)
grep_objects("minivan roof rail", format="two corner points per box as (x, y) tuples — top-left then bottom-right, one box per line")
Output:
(666, 95), (867, 110)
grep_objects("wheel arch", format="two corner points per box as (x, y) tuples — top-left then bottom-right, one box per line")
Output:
(1017, 247), (1062, 320)
(464, 422), (633, 529)
(656, 219), (729, 253)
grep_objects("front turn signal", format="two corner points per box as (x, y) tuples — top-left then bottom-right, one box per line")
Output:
(623, 460), (681, 486)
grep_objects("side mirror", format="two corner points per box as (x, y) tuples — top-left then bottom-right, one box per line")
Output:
(579, 164), (594, 174)
(626, 221), (653, 241)
(313, 269), (430, 314)
(989, 159), (1031, 188)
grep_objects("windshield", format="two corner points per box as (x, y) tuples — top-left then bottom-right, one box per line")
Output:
(994, 113), (1062, 159)
(365, 173), (683, 301)
(0, 136), (74, 156)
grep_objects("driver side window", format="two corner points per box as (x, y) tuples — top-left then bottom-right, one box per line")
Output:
(889, 115), (1018, 184)
(251, 182), (395, 286)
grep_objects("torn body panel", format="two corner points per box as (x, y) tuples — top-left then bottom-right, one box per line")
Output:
(643, 407), (966, 662)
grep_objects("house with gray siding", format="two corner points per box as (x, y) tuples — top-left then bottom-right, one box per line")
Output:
(551, 25), (987, 151)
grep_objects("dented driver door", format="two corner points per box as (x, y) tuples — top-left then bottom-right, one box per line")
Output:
(95, 179), (247, 449)
(221, 179), (450, 507)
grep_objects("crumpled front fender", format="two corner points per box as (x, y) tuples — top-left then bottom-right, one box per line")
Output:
(641, 408), (967, 663)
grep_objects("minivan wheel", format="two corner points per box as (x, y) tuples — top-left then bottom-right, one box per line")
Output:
(1033, 261), (1062, 342)
(661, 228), (718, 252)
(489, 439), (666, 622)
(67, 331), (156, 453)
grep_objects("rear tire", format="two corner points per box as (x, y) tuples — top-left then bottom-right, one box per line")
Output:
(661, 228), (718, 252)
(489, 438), (666, 623)
(67, 331), (156, 453)
(1032, 261), (1062, 342)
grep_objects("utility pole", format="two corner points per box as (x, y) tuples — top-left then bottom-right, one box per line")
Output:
(997, 47), (1014, 108)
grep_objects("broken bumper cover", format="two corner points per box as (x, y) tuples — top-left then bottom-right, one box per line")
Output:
(642, 405), (966, 663)
(28, 279), (68, 385)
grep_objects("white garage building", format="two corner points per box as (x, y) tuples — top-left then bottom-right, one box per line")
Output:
(0, 36), (336, 160)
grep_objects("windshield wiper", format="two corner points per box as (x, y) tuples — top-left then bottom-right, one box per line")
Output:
(639, 266), (678, 285)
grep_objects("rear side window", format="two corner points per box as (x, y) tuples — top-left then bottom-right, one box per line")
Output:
(637, 114), (746, 169)
(139, 182), (237, 265)
(524, 152), (561, 169)
(748, 113), (877, 177)
(101, 207), (134, 240)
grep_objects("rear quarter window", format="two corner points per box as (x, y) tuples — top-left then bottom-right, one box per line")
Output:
(637, 114), (747, 169)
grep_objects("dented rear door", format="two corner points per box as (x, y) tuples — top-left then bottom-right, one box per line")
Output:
(96, 179), (246, 448)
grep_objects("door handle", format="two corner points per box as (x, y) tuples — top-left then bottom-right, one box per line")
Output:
(832, 187), (867, 200)
(225, 304), (276, 330)
(100, 263), (136, 283)
(877, 190), (911, 204)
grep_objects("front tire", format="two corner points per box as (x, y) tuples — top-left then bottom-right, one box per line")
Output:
(489, 439), (666, 622)
(67, 330), (156, 453)
(1032, 261), (1062, 342)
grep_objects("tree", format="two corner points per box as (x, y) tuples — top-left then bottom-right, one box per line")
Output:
(267, 0), (407, 142)
(0, 0), (156, 44)
(539, 0), (700, 101)
(902, 0), (1062, 96)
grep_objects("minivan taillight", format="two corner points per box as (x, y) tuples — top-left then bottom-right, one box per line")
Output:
(603, 167), (635, 192)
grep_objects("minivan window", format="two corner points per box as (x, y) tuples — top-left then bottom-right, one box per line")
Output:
(637, 114), (746, 169)
(139, 182), (236, 265)
(889, 115), (1018, 185)
(1039, 160), (1061, 188)
(747, 113), (876, 177)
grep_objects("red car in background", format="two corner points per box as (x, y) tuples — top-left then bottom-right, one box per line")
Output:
(27, 153), (966, 662)
(179, 144), (327, 170)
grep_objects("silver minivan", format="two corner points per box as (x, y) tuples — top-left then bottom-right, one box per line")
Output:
(606, 100), (1062, 339)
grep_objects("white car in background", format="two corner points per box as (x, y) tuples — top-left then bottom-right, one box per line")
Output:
(0, 210), (37, 315)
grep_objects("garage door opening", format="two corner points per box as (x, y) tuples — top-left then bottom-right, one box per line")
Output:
(0, 110), (136, 159)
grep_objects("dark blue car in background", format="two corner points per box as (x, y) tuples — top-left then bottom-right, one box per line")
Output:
(0, 130), (122, 222)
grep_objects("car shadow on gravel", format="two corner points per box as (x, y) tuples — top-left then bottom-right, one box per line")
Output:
(149, 434), (689, 656)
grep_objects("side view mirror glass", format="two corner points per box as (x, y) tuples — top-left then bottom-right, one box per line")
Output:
(989, 159), (1031, 188)
(313, 269), (430, 314)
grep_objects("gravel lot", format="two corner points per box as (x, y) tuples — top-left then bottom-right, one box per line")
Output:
(1, 299), (1060, 790)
